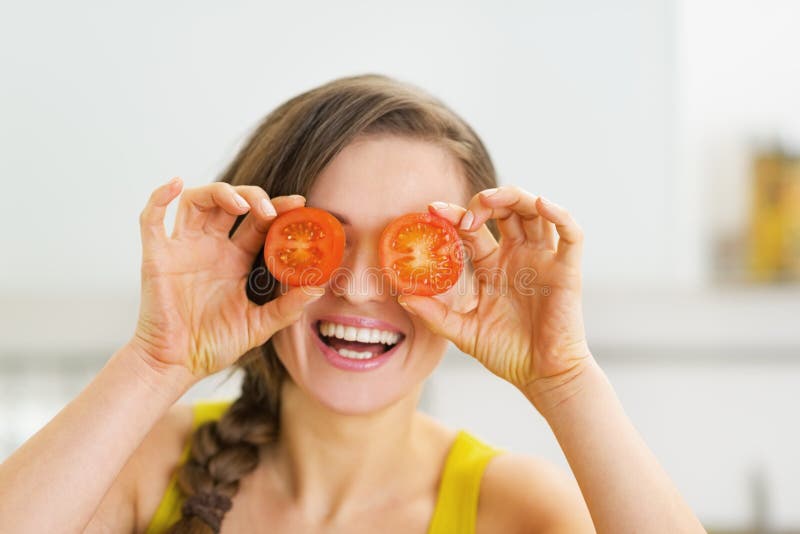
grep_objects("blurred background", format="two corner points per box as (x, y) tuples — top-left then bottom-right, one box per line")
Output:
(1, 0), (799, 532)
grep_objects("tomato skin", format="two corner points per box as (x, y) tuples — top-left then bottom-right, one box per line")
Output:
(264, 207), (345, 287)
(379, 212), (464, 296)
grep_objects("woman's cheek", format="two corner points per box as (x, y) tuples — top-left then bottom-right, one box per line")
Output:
(271, 322), (303, 369)
(408, 311), (447, 352)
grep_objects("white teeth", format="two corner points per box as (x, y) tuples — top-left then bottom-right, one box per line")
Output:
(318, 321), (402, 346)
(343, 326), (357, 341)
(337, 348), (375, 360)
(356, 329), (372, 343)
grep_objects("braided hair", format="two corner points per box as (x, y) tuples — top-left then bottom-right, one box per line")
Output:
(164, 73), (500, 532)
(167, 345), (284, 533)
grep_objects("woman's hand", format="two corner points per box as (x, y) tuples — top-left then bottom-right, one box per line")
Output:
(398, 186), (591, 408)
(130, 177), (324, 381)
(401, 188), (707, 533)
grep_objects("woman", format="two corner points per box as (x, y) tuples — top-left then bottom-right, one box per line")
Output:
(0, 74), (705, 533)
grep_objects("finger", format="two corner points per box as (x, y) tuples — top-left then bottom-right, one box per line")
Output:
(427, 201), (499, 266)
(248, 285), (325, 343)
(203, 185), (267, 236)
(398, 294), (475, 355)
(202, 185), (274, 237)
(532, 213), (557, 250)
(463, 187), (552, 246)
(231, 194), (306, 256)
(460, 189), (528, 243)
(173, 182), (251, 237)
(496, 212), (527, 244)
(536, 197), (584, 265)
(139, 177), (183, 251)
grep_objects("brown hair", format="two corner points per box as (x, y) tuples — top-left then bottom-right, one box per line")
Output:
(167, 73), (500, 533)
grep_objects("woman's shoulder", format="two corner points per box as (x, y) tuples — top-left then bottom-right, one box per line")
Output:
(476, 451), (594, 533)
(133, 399), (234, 531)
(131, 401), (194, 530)
(416, 414), (591, 532)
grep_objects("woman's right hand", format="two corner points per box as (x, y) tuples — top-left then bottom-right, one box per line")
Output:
(129, 177), (324, 382)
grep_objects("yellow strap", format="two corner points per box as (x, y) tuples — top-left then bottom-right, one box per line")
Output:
(427, 430), (504, 534)
(144, 399), (234, 533)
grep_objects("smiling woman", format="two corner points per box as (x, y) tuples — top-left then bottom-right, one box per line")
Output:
(157, 75), (521, 532)
(0, 73), (705, 534)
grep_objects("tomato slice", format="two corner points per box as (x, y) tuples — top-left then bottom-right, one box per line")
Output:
(379, 212), (464, 296)
(264, 206), (345, 286)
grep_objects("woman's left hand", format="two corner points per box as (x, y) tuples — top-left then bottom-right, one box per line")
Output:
(398, 186), (592, 402)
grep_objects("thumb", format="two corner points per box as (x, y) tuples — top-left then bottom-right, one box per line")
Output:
(398, 294), (472, 349)
(252, 285), (325, 342)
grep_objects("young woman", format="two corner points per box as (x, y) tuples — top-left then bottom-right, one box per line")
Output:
(0, 74), (706, 533)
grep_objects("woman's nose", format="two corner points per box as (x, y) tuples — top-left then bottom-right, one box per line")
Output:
(329, 240), (391, 304)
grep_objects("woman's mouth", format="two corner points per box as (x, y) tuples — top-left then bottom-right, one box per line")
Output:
(311, 317), (406, 371)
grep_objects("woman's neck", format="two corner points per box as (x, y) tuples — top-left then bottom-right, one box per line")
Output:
(262, 379), (432, 523)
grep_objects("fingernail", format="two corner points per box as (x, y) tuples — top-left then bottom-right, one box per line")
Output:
(459, 210), (474, 231)
(167, 176), (180, 186)
(539, 196), (553, 207)
(430, 201), (448, 210)
(306, 286), (325, 297)
(260, 198), (277, 216)
(234, 194), (249, 210)
(481, 188), (499, 197)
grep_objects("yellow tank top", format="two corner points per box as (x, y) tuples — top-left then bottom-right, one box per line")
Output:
(144, 399), (503, 534)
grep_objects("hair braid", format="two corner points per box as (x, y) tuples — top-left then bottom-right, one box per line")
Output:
(166, 347), (284, 534)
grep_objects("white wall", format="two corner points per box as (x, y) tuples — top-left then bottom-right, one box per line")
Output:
(0, 0), (676, 296)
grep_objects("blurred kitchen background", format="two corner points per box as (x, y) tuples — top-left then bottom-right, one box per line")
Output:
(1, 1), (798, 532)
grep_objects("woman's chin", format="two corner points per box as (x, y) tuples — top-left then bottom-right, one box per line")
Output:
(281, 352), (417, 416)
(315, 385), (405, 415)
(274, 328), (445, 417)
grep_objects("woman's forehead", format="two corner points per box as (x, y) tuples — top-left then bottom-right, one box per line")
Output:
(306, 135), (470, 225)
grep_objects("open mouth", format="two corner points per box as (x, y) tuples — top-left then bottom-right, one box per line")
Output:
(314, 319), (405, 360)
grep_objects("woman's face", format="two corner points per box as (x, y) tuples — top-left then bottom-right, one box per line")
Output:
(272, 134), (475, 415)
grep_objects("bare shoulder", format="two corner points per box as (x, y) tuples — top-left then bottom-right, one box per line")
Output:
(84, 402), (193, 533)
(477, 452), (594, 534)
(132, 402), (195, 530)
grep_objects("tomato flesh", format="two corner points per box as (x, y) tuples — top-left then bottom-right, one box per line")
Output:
(379, 212), (463, 296)
(264, 207), (345, 286)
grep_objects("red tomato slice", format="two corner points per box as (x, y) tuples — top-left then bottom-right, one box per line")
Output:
(379, 212), (464, 296)
(264, 207), (345, 286)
